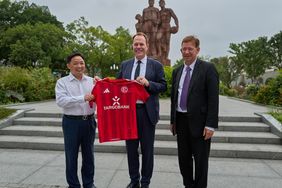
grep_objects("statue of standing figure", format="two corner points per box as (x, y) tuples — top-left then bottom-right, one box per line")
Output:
(135, 0), (179, 66)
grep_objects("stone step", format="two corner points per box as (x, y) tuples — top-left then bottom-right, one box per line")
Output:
(0, 135), (281, 159)
(0, 126), (280, 144)
(158, 120), (270, 132)
(24, 112), (261, 122)
(14, 117), (269, 132)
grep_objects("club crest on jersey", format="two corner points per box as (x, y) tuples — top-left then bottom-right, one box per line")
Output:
(121, 86), (128, 93)
(103, 88), (110, 94)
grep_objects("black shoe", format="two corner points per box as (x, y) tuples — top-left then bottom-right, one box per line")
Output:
(126, 182), (140, 188)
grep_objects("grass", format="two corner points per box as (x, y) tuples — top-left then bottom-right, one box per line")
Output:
(0, 107), (16, 120)
(269, 110), (282, 123)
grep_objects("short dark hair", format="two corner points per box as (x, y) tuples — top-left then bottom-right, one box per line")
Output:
(66, 52), (85, 63)
(132, 32), (149, 45)
(181, 35), (200, 48)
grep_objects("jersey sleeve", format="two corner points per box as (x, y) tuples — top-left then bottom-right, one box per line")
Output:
(89, 82), (99, 108)
(135, 83), (150, 102)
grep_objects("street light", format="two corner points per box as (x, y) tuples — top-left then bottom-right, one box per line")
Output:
(110, 63), (119, 70)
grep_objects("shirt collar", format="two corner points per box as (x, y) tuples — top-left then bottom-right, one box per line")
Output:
(68, 73), (86, 81)
(134, 56), (147, 64)
(184, 58), (197, 70)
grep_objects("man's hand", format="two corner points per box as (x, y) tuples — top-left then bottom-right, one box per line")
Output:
(203, 128), (214, 140)
(84, 94), (94, 102)
(170, 124), (176, 136)
(136, 76), (149, 87)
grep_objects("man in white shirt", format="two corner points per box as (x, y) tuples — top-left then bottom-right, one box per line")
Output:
(55, 52), (97, 188)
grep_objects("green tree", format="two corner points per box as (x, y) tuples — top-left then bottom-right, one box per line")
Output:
(0, 22), (67, 68)
(269, 31), (282, 69)
(211, 56), (241, 88)
(0, 0), (63, 32)
(229, 37), (271, 84)
(65, 17), (133, 77)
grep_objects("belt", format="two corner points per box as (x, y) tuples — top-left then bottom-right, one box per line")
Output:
(64, 114), (94, 120)
(136, 103), (145, 108)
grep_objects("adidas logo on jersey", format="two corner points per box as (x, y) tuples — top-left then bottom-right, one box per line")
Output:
(103, 88), (110, 93)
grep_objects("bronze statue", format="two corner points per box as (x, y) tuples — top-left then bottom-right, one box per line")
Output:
(135, 0), (179, 66)
(141, 0), (159, 58)
(157, 0), (179, 65)
(135, 14), (143, 33)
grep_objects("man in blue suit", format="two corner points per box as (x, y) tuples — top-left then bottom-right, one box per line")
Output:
(117, 32), (167, 188)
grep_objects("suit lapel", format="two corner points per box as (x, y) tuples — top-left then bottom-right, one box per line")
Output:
(145, 59), (152, 79)
(188, 59), (201, 93)
(176, 65), (184, 88)
(125, 59), (135, 79)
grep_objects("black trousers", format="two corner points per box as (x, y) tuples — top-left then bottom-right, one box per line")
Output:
(126, 105), (156, 186)
(62, 116), (96, 188)
(176, 112), (211, 188)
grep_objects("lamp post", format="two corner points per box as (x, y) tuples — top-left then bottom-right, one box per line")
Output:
(110, 63), (119, 71)
(110, 63), (119, 76)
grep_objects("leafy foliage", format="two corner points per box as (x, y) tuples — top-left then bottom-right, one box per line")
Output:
(64, 17), (133, 77)
(211, 56), (241, 88)
(269, 31), (282, 69)
(0, 107), (16, 120)
(160, 66), (173, 98)
(0, 67), (56, 104)
(229, 37), (271, 84)
(0, 22), (67, 68)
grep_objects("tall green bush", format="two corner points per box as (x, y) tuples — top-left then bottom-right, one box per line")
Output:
(160, 66), (172, 98)
(0, 67), (56, 104)
(254, 70), (282, 106)
(24, 68), (56, 101)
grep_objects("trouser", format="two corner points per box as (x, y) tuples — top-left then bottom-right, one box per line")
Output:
(126, 105), (156, 186)
(62, 115), (96, 188)
(176, 112), (211, 188)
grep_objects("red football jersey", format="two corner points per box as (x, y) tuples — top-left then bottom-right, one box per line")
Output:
(91, 78), (149, 143)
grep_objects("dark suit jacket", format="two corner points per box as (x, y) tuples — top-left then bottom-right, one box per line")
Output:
(170, 59), (219, 137)
(117, 58), (167, 125)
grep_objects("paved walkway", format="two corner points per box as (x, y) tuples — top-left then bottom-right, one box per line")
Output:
(6, 96), (270, 117)
(1, 96), (281, 188)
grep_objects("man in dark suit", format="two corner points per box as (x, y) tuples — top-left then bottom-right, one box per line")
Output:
(117, 32), (167, 188)
(170, 35), (219, 188)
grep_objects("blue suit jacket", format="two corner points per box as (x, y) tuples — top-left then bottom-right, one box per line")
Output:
(117, 57), (167, 125)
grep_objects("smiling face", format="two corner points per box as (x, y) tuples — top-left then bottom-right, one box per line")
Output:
(132, 34), (149, 60)
(181, 41), (200, 65)
(67, 55), (86, 80)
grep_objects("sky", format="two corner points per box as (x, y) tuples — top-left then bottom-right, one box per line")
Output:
(27, 0), (282, 64)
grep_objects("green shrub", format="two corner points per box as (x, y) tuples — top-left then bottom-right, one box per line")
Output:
(24, 68), (56, 101)
(269, 110), (282, 123)
(233, 85), (245, 97)
(160, 66), (172, 98)
(0, 67), (56, 104)
(245, 84), (259, 99)
(219, 83), (237, 96)
(254, 70), (282, 106)
(0, 107), (16, 120)
(0, 67), (31, 103)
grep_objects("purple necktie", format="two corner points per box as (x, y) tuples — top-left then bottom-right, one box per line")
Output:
(180, 66), (191, 110)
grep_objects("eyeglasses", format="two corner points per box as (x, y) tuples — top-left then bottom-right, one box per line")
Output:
(181, 47), (197, 52)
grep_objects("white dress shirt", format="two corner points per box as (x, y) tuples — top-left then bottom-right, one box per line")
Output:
(177, 60), (196, 112)
(131, 56), (148, 104)
(55, 73), (96, 115)
(130, 56), (147, 80)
